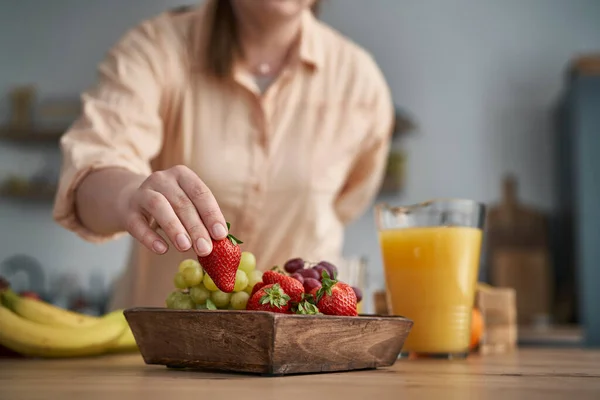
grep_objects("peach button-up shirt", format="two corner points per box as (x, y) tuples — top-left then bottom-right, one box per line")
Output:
(53, 2), (394, 310)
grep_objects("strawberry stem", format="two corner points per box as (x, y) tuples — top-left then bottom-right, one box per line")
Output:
(259, 283), (290, 309)
(315, 270), (337, 303)
(294, 299), (320, 315)
(225, 222), (243, 245)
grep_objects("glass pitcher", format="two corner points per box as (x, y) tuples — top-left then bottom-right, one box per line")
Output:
(375, 198), (486, 359)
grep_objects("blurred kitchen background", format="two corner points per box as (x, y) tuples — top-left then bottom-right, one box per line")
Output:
(1, 0), (599, 346)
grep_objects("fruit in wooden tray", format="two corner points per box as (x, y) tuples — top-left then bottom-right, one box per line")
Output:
(310, 271), (358, 317)
(246, 283), (291, 313)
(233, 269), (249, 292)
(283, 258), (305, 274)
(189, 284), (211, 305)
(351, 286), (363, 303)
(230, 291), (250, 310)
(297, 268), (320, 280)
(245, 258), (360, 316)
(238, 251), (256, 274)
(166, 254), (361, 317)
(247, 270), (263, 290)
(262, 269), (304, 304)
(302, 278), (322, 293)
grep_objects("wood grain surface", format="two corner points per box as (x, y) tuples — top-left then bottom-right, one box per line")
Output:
(124, 308), (412, 375)
(1, 349), (599, 399)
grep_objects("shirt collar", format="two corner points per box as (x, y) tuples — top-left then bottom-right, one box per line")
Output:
(297, 10), (325, 71)
(190, 2), (324, 75)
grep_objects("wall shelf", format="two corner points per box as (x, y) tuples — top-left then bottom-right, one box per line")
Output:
(0, 126), (63, 144)
(0, 184), (57, 202)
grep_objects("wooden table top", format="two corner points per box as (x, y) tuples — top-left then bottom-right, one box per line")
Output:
(1, 348), (599, 399)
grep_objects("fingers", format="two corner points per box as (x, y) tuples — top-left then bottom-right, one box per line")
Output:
(177, 170), (227, 241)
(126, 165), (227, 257)
(162, 186), (213, 257)
(137, 189), (192, 253)
(125, 212), (169, 255)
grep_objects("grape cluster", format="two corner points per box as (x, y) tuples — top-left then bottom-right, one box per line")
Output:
(166, 252), (262, 311)
(284, 258), (363, 303)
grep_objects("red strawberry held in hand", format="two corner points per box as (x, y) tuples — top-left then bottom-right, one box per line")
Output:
(263, 268), (304, 304)
(246, 283), (291, 313)
(197, 222), (242, 293)
(310, 270), (358, 316)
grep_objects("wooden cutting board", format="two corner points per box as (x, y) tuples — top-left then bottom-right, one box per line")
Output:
(485, 175), (553, 325)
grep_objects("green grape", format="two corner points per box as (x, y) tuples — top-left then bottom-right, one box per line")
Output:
(178, 259), (201, 273)
(167, 292), (195, 310)
(243, 285), (253, 295)
(210, 290), (232, 309)
(165, 290), (179, 308)
(233, 269), (249, 292)
(189, 284), (211, 305)
(203, 273), (219, 291)
(238, 252), (256, 274)
(230, 291), (250, 310)
(172, 293), (195, 310)
(182, 266), (203, 287)
(247, 270), (263, 289)
(173, 272), (188, 289)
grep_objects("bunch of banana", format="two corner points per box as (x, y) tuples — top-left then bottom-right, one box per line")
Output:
(0, 286), (138, 358)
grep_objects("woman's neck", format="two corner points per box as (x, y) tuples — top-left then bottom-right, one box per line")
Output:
(236, 15), (303, 76)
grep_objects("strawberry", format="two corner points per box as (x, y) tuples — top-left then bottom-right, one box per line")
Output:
(197, 222), (242, 293)
(246, 283), (291, 313)
(249, 281), (266, 298)
(310, 272), (358, 316)
(263, 269), (305, 304)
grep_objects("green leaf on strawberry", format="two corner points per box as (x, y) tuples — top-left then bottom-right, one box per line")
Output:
(225, 222), (243, 245)
(259, 283), (290, 309)
(315, 270), (336, 303)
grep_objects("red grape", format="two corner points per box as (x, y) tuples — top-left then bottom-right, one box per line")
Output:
(316, 261), (338, 279)
(290, 273), (304, 285)
(351, 286), (363, 303)
(284, 258), (305, 274)
(303, 278), (322, 293)
(298, 268), (320, 280)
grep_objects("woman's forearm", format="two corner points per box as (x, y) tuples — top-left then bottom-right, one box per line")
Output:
(75, 168), (147, 235)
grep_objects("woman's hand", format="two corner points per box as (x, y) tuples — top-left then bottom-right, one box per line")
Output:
(117, 165), (228, 256)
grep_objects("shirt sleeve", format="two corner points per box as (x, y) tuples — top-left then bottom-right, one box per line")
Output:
(334, 59), (395, 225)
(53, 22), (166, 243)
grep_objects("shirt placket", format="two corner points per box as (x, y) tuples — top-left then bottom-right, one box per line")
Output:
(233, 67), (293, 248)
(241, 99), (268, 247)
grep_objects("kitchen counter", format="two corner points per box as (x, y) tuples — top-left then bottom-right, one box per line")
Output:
(1, 348), (599, 399)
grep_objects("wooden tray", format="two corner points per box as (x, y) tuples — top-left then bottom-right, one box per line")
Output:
(124, 308), (413, 376)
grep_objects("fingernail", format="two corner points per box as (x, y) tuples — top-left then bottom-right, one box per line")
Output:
(212, 223), (227, 238)
(176, 233), (192, 250)
(196, 238), (212, 255)
(152, 240), (167, 254)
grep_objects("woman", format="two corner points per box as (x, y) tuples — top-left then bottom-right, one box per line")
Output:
(53, 0), (394, 310)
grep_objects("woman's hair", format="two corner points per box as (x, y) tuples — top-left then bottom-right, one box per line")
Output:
(204, 0), (321, 79)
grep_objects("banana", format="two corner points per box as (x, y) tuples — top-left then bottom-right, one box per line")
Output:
(109, 327), (139, 353)
(0, 305), (126, 358)
(1, 290), (100, 328)
(102, 309), (139, 353)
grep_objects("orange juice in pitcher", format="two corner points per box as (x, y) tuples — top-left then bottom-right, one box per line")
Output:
(375, 199), (485, 358)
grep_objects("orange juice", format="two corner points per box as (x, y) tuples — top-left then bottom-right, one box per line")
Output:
(378, 226), (482, 354)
